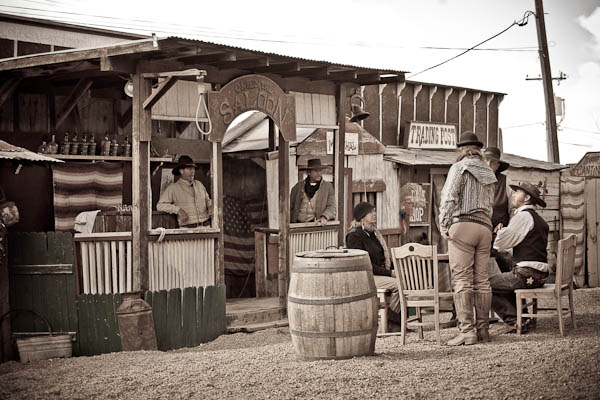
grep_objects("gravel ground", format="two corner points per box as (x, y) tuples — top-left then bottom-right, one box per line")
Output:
(1, 288), (599, 400)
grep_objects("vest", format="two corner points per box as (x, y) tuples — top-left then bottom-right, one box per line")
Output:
(297, 192), (317, 222)
(513, 208), (549, 264)
(492, 173), (510, 228)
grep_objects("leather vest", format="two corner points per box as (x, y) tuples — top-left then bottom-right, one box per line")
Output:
(297, 192), (317, 222)
(513, 208), (549, 264)
(492, 173), (510, 228)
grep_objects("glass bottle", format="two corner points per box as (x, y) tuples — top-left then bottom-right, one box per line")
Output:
(89, 135), (97, 156)
(101, 133), (111, 156)
(79, 135), (89, 155)
(70, 134), (79, 155)
(37, 139), (47, 154)
(123, 136), (132, 157)
(61, 133), (70, 155)
(48, 134), (58, 154)
(110, 136), (120, 157)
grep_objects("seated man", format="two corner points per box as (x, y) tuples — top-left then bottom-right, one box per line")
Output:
(490, 182), (549, 333)
(157, 155), (212, 228)
(345, 202), (401, 322)
(290, 158), (336, 225)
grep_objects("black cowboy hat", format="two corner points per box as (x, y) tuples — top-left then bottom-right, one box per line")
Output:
(509, 182), (547, 208)
(301, 158), (328, 170)
(483, 147), (510, 173)
(457, 131), (483, 148)
(172, 155), (198, 176)
(353, 202), (375, 222)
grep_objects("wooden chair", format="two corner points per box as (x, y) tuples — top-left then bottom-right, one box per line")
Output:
(515, 234), (577, 336)
(391, 243), (454, 345)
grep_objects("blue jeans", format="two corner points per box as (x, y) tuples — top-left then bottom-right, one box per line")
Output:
(490, 268), (547, 324)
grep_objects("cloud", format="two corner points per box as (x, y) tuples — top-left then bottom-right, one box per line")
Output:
(578, 6), (600, 59)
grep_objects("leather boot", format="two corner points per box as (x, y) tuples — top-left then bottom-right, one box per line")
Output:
(447, 292), (477, 346)
(474, 291), (492, 343)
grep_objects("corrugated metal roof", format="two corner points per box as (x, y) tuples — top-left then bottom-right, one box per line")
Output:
(0, 140), (64, 163)
(384, 147), (565, 171)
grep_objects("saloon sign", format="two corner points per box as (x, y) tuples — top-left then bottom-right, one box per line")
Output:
(572, 152), (600, 177)
(406, 121), (457, 150)
(207, 75), (296, 142)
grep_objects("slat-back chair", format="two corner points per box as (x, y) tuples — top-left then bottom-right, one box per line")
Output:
(515, 234), (577, 336)
(391, 243), (454, 345)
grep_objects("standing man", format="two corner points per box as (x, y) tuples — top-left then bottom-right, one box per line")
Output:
(490, 182), (549, 333)
(439, 132), (497, 345)
(290, 158), (336, 225)
(157, 155), (212, 228)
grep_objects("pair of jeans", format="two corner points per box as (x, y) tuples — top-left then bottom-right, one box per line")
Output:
(489, 268), (548, 324)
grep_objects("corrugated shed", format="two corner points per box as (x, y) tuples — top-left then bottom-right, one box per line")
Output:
(0, 140), (64, 163)
(384, 147), (566, 171)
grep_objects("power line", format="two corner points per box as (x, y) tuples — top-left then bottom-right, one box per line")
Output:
(407, 10), (536, 79)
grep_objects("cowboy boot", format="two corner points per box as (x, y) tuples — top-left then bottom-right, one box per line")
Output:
(474, 291), (492, 342)
(447, 292), (477, 346)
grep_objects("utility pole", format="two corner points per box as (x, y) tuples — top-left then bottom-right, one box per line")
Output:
(534, 0), (560, 163)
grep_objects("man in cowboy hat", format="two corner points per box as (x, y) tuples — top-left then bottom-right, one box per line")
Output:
(490, 181), (549, 333)
(157, 155), (212, 228)
(290, 158), (336, 225)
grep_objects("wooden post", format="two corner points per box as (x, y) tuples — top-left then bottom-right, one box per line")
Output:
(534, 0), (560, 163)
(214, 141), (224, 285)
(336, 83), (349, 245)
(278, 132), (290, 309)
(0, 228), (12, 361)
(131, 68), (151, 291)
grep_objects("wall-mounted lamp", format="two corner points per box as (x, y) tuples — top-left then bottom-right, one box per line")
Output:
(123, 78), (134, 98)
(349, 91), (370, 122)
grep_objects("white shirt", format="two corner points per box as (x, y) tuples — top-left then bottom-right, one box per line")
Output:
(493, 205), (548, 272)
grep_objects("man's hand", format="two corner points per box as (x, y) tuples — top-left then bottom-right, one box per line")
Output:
(441, 231), (450, 240)
(493, 223), (503, 233)
(317, 216), (328, 226)
(177, 209), (189, 223)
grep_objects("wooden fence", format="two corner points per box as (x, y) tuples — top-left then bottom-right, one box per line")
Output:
(77, 285), (226, 355)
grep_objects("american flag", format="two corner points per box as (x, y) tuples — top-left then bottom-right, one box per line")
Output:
(223, 195), (267, 274)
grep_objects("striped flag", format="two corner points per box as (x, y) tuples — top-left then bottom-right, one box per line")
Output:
(52, 162), (123, 231)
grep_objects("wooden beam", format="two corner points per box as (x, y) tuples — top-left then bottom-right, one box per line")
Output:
(335, 83), (348, 245)
(0, 78), (22, 110)
(178, 52), (236, 64)
(56, 78), (93, 128)
(143, 76), (178, 110)
(280, 66), (329, 79)
(100, 55), (136, 74)
(329, 70), (358, 81)
(351, 180), (386, 193)
(278, 132), (290, 309)
(215, 57), (269, 70)
(252, 62), (299, 74)
(141, 68), (206, 79)
(216, 141), (224, 285)
(118, 104), (132, 129)
(47, 83), (56, 133)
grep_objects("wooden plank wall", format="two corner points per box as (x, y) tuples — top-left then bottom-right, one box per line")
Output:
(76, 285), (226, 355)
(151, 81), (208, 122)
(290, 92), (336, 126)
(584, 179), (599, 287)
(361, 83), (500, 148)
(7, 232), (79, 356)
(559, 171), (586, 286)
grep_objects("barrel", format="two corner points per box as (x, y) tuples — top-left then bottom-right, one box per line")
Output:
(288, 248), (378, 360)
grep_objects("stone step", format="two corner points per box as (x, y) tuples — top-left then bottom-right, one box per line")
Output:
(226, 307), (286, 328)
(226, 319), (289, 334)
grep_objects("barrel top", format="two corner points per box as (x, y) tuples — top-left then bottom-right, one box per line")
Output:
(295, 248), (368, 258)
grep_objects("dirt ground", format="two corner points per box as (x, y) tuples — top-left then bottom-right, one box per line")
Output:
(1, 288), (599, 400)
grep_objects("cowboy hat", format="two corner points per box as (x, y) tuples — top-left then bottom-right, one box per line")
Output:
(509, 182), (546, 208)
(301, 158), (327, 170)
(172, 155), (198, 176)
(353, 202), (375, 222)
(483, 147), (510, 173)
(457, 131), (483, 148)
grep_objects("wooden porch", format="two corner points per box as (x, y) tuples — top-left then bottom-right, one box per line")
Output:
(226, 297), (287, 333)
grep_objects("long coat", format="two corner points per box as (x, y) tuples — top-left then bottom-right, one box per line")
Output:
(290, 178), (336, 223)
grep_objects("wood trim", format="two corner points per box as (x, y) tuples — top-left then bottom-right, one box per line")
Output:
(143, 76), (178, 110)
(278, 133), (290, 308)
(9, 264), (73, 274)
(336, 83), (349, 246)
(352, 180), (386, 193)
(74, 232), (132, 241)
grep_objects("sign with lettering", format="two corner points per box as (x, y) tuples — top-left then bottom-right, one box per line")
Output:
(400, 183), (431, 226)
(405, 121), (457, 150)
(207, 75), (296, 142)
(572, 152), (600, 177)
(326, 131), (359, 155)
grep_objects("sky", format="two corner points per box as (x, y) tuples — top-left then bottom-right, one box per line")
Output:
(1, 0), (599, 164)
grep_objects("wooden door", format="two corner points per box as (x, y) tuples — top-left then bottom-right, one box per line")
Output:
(585, 178), (600, 287)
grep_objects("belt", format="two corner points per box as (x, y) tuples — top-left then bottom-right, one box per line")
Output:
(181, 220), (210, 228)
(451, 214), (492, 230)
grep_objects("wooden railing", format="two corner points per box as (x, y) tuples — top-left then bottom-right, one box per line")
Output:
(74, 229), (218, 294)
(254, 222), (339, 297)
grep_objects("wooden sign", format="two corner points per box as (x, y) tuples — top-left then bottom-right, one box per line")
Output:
(207, 75), (296, 142)
(400, 183), (431, 226)
(326, 131), (358, 155)
(572, 152), (600, 177)
(405, 121), (457, 150)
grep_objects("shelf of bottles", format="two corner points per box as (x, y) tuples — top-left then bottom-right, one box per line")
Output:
(37, 133), (173, 162)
